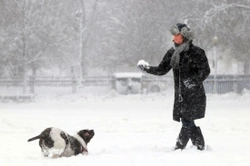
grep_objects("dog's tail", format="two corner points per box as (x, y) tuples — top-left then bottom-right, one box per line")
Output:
(27, 135), (40, 142)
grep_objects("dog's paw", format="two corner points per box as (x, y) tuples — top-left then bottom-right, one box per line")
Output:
(82, 151), (88, 155)
(47, 148), (64, 158)
(51, 154), (60, 159)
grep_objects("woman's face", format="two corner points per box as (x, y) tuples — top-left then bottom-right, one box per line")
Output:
(172, 34), (184, 45)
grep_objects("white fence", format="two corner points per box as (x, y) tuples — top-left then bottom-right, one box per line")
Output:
(0, 75), (250, 95)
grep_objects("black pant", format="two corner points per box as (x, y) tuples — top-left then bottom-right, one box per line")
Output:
(181, 118), (196, 129)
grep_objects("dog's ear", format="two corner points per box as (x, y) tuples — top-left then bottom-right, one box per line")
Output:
(78, 129), (95, 144)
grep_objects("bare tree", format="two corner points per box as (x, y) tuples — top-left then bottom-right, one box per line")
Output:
(1, 0), (249, 77)
(202, 1), (250, 74)
(0, 0), (80, 78)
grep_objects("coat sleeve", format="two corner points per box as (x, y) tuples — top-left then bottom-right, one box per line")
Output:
(145, 48), (174, 76)
(190, 49), (210, 84)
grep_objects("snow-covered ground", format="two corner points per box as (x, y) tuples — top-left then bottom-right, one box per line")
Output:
(1, 91), (250, 166)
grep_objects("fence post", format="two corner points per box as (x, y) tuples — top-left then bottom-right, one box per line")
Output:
(233, 80), (238, 94)
(72, 76), (77, 94)
(30, 76), (35, 94)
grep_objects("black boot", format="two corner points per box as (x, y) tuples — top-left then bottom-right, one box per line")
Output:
(190, 126), (205, 150)
(175, 127), (190, 150)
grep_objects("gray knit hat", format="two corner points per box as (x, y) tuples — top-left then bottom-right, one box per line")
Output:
(170, 23), (194, 41)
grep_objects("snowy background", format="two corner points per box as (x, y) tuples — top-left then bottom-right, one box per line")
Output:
(1, 90), (250, 166)
(1, 0), (250, 77)
(1, 0), (250, 165)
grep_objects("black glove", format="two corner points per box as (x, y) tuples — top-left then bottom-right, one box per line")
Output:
(183, 79), (196, 89)
(138, 64), (147, 71)
(137, 60), (150, 71)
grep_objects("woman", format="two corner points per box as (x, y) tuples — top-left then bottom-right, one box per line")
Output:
(137, 23), (210, 150)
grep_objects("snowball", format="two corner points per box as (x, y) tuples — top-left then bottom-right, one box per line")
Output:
(137, 60), (149, 67)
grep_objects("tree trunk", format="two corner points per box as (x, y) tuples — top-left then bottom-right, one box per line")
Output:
(79, 0), (99, 77)
(22, 0), (27, 94)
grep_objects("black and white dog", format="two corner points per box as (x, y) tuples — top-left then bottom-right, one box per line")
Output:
(28, 127), (94, 158)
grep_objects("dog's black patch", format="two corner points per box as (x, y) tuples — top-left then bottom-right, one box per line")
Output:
(39, 128), (54, 148)
(77, 129), (95, 144)
(68, 137), (82, 155)
(60, 131), (69, 145)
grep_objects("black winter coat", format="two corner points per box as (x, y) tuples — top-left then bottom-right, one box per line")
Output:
(146, 43), (210, 122)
